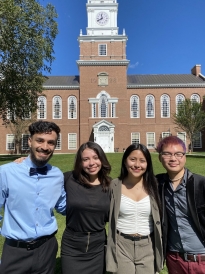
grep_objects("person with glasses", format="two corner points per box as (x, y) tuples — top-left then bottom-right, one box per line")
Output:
(156, 136), (205, 274)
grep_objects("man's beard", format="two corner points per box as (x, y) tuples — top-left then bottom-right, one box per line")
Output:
(30, 148), (53, 167)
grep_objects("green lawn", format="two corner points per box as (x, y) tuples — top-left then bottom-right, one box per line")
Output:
(1, 152), (205, 273)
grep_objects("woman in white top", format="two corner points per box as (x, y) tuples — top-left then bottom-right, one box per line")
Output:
(106, 144), (163, 274)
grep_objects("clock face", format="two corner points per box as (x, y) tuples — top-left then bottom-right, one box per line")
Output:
(96, 12), (109, 26)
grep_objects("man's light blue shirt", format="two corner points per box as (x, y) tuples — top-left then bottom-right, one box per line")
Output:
(0, 156), (66, 241)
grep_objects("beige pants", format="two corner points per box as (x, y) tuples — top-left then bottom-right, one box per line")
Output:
(114, 233), (155, 274)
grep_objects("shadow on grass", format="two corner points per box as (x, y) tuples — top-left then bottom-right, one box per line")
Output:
(0, 155), (27, 162)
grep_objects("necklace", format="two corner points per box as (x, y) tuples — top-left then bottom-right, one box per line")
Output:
(169, 175), (183, 182)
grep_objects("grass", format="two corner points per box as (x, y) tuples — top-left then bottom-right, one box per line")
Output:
(1, 152), (205, 273)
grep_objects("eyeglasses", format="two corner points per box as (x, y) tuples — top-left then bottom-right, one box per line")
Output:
(160, 152), (185, 159)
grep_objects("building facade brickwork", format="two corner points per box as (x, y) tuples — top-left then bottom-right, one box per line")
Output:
(1, 0), (205, 154)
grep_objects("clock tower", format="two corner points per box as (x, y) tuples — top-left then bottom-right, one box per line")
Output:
(77, 0), (129, 152)
(86, 0), (118, 36)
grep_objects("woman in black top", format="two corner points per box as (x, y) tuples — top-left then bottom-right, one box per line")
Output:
(61, 141), (111, 274)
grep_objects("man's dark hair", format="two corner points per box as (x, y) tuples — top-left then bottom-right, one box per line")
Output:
(29, 121), (60, 138)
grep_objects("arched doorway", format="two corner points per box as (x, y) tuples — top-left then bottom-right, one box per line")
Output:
(93, 120), (115, 152)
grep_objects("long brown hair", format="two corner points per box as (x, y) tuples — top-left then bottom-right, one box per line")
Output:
(73, 141), (111, 191)
(119, 144), (161, 213)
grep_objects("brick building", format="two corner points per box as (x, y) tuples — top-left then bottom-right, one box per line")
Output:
(1, 0), (205, 154)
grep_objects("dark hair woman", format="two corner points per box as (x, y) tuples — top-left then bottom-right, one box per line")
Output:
(106, 144), (163, 274)
(61, 141), (111, 274)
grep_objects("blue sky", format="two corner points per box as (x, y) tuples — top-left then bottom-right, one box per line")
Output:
(41, 0), (205, 76)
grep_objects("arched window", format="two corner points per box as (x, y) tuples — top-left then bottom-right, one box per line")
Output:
(176, 94), (185, 114)
(68, 96), (77, 119)
(130, 95), (140, 118)
(99, 126), (109, 131)
(146, 95), (155, 118)
(191, 94), (200, 103)
(53, 96), (62, 119)
(161, 94), (170, 118)
(37, 96), (47, 119)
(89, 91), (118, 118)
(99, 94), (108, 117)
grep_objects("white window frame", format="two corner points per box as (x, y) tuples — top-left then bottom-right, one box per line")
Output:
(21, 134), (30, 151)
(161, 94), (170, 118)
(98, 44), (107, 56)
(193, 132), (202, 148)
(191, 94), (200, 103)
(37, 96), (47, 119)
(68, 133), (77, 150)
(131, 132), (140, 145)
(89, 91), (118, 118)
(6, 134), (15, 150)
(7, 109), (16, 120)
(162, 132), (171, 139)
(92, 103), (97, 118)
(53, 96), (62, 119)
(111, 103), (116, 118)
(68, 96), (77, 119)
(146, 132), (155, 149)
(145, 95), (155, 118)
(130, 95), (140, 118)
(177, 132), (186, 144)
(55, 133), (61, 150)
(176, 94), (185, 114)
(99, 94), (108, 118)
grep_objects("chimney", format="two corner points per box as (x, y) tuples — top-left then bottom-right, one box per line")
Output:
(191, 64), (201, 76)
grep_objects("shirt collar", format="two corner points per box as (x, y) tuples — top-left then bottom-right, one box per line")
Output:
(168, 168), (187, 190)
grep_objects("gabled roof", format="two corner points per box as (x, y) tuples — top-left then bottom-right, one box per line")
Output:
(42, 73), (205, 90)
(43, 76), (80, 89)
(93, 119), (115, 129)
(127, 74), (205, 88)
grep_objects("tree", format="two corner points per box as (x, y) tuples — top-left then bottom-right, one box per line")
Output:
(173, 98), (205, 152)
(0, 0), (58, 123)
(7, 114), (37, 154)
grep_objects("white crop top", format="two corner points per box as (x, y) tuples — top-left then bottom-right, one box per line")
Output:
(116, 194), (154, 235)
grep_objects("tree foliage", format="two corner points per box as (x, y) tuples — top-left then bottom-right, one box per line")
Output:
(7, 113), (37, 154)
(173, 98), (205, 151)
(0, 0), (58, 123)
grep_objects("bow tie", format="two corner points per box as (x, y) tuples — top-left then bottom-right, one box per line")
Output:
(29, 166), (48, 176)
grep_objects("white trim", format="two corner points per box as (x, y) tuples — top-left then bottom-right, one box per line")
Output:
(131, 132), (140, 145)
(145, 95), (155, 118)
(68, 133), (77, 150)
(68, 96), (77, 119)
(52, 96), (62, 119)
(37, 96), (47, 119)
(160, 94), (170, 118)
(146, 132), (155, 149)
(130, 95), (140, 118)
(6, 134), (15, 151)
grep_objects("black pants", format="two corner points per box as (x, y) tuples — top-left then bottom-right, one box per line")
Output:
(0, 236), (58, 274)
(61, 228), (106, 274)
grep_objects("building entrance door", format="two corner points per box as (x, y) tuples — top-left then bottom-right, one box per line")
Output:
(93, 120), (115, 153)
(97, 132), (110, 152)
